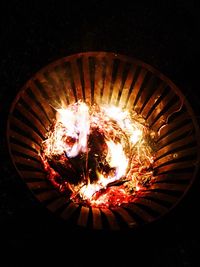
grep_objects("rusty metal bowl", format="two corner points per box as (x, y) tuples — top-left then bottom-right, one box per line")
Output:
(7, 52), (200, 230)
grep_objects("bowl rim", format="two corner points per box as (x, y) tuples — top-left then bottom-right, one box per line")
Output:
(6, 51), (200, 229)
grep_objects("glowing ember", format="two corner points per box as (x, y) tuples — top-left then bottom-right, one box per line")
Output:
(40, 101), (156, 208)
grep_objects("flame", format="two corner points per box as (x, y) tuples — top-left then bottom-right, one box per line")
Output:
(79, 183), (102, 199)
(103, 106), (128, 121)
(106, 140), (128, 179)
(79, 139), (129, 200)
(41, 101), (155, 207)
(130, 129), (142, 145)
(103, 105), (143, 146)
(43, 101), (90, 158)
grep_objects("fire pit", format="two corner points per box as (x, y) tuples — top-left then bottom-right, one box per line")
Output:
(7, 52), (200, 230)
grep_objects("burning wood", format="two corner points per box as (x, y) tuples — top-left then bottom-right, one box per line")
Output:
(40, 101), (156, 208)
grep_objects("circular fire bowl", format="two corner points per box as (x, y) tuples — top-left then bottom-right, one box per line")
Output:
(7, 52), (200, 230)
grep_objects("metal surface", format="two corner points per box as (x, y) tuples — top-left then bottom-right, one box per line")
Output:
(7, 52), (200, 230)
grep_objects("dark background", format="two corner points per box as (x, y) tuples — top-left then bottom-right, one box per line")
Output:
(1, 1), (200, 266)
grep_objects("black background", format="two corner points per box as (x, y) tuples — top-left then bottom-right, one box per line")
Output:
(1, 1), (200, 266)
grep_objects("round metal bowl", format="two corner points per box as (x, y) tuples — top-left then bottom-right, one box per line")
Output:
(7, 52), (200, 230)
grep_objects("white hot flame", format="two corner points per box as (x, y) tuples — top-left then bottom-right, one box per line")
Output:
(130, 129), (142, 145)
(106, 140), (128, 179)
(45, 102), (90, 158)
(103, 105), (143, 145)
